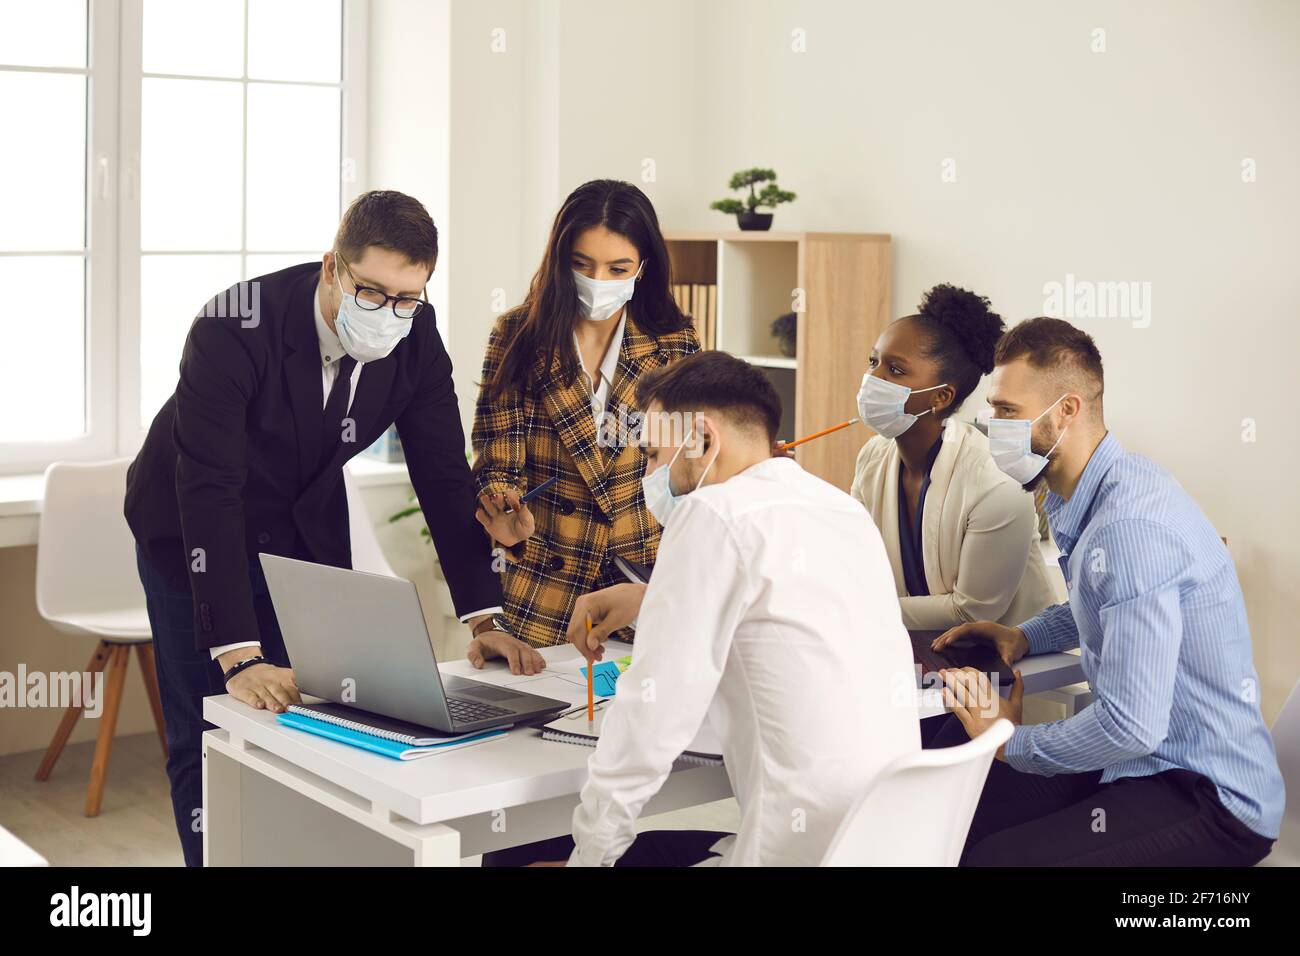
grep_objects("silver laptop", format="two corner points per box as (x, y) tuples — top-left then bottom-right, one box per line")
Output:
(259, 554), (568, 733)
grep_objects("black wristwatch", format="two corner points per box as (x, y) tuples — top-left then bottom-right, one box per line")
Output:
(222, 655), (270, 682)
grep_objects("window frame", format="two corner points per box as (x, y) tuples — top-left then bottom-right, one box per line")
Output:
(0, 0), (367, 475)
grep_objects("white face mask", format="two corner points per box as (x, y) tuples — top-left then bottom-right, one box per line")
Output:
(856, 374), (948, 439)
(987, 393), (1069, 484)
(641, 425), (720, 527)
(574, 261), (644, 322)
(333, 269), (413, 362)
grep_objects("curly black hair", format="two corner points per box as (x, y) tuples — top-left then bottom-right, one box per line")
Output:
(908, 283), (1005, 418)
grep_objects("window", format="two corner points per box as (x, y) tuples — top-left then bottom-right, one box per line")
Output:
(0, 0), (366, 473)
(0, 0), (110, 462)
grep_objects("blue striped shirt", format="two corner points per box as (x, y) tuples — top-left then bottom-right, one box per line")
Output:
(1005, 433), (1284, 838)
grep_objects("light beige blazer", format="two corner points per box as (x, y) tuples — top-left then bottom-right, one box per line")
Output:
(850, 419), (1057, 630)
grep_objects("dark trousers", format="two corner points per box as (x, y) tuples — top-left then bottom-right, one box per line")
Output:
(135, 545), (289, 867)
(482, 830), (731, 867)
(924, 715), (1274, 866)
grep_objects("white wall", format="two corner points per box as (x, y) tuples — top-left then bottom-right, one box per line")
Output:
(370, 0), (1300, 718)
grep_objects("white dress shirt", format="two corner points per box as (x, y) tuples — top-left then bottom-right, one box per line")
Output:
(574, 313), (625, 431)
(568, 456), (920, 866)
(211, 289), (501, 661)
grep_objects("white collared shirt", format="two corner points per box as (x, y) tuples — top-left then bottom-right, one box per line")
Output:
(568, 457), (921, 866)
(211, 286), (501, 661)
(574, 313), (625, 430)
(314, 287), (364, 411)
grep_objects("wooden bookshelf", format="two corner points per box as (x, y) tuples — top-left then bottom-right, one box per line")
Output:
(664, 230), (891, 491)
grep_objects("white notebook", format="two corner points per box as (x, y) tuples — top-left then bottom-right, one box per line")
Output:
(541, 705), (724, 766)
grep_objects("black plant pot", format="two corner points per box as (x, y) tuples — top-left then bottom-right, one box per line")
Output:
(736, 211), (774, 231)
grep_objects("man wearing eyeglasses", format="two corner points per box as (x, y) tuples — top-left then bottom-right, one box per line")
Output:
(125, 190), (506, 866)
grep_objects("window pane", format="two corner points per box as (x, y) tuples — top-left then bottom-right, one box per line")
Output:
(0, 72), (85, 251)
(247, 0), (342, 83)
(143, 0), (244, 78)
(0, 0), (86, 69)
(140, 254), (241, 424)
(246, 253), (318, 280)
(141, 78), (243, 250)
(0, 256), (84, 441)
(246, 83), (340, 251)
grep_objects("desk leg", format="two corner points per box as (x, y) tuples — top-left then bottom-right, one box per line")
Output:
(203, 735), (243, 866)
(203, 730), (462, 866)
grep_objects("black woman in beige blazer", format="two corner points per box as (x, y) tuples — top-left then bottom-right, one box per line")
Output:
(848, 285), (1057, 631)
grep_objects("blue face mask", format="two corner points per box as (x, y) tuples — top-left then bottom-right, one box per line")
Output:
(640, 425), (720, 527)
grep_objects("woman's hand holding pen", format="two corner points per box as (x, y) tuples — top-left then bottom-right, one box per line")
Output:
(567, 583), (647, 661)
(475, 488), (535, 546)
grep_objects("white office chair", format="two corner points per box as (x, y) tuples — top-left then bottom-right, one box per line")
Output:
(343, 465), (397, 576)
(822, 718), (1014, 866)
(1260, 677), (1300, 866)
(33, 458), (166, 817)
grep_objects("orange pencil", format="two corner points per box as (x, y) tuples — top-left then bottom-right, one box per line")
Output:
(782, 417), (860, 449)
(586, 612), (595, 723)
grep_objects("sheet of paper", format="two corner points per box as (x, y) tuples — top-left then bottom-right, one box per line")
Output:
(502, 675), (593, 708)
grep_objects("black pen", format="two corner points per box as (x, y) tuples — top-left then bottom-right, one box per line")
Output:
(503, 475), (558, 513)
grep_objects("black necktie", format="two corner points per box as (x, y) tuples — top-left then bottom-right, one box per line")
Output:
(320, 355), (358, 465)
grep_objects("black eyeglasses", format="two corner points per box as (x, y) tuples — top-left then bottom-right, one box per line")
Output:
(336, 254), (427, 319)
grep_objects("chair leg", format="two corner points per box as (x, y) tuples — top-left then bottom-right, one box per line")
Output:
(84, 644), (129, 818)
(133, 643), (169, 758)
(34, 640), (113, 782)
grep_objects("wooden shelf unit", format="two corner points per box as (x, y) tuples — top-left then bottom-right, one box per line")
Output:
(663, 230), (891, 491)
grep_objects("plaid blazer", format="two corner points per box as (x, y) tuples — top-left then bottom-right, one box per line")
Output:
(471, 309), (700, 647)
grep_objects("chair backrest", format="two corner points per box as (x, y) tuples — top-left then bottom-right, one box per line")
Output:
(822, 719), (1014, 866)
(1270, 678), (1300, 857)
(36, 458), (146, 623)
(343, 465), (397, 577)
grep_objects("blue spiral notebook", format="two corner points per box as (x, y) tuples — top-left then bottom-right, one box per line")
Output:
(277, 710), (507, 761)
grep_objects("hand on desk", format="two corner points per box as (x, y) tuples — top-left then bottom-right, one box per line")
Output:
(222, 655), (302, 714)
(467, 630), (547, 675)
(567, 583), (647, 662)
(939, 667), (1023, 762)
(475, 489), (534, 547)
(931, 620), (1029, 668)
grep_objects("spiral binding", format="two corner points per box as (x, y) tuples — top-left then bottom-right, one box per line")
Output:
(540, 728), (722, 766)
(286, 705), (419, 745)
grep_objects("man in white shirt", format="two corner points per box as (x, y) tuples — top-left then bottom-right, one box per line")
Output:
(514, 350), (919, 866)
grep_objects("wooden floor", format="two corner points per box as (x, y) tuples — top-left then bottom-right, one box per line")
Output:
(0, 731), (741, 866)
(1, 732), (183, 866)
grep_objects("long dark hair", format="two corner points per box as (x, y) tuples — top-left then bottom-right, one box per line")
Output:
(486, 179), (691, 399)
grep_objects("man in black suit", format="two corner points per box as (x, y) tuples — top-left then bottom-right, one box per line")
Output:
(126, 190), (532, 865)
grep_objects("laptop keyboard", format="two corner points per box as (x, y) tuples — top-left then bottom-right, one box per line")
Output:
(447, 696), (513, 724)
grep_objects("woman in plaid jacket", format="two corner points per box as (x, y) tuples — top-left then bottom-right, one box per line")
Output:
(467, 180), (699, 669)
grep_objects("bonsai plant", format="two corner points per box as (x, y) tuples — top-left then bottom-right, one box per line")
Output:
(771, 312), (797, 358)
(710, 168), (796, 231)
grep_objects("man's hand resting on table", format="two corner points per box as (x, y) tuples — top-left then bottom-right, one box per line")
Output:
(218, 647), (301, 714)
(566, 583), (647, 662)
(931, 620), (1030, 667)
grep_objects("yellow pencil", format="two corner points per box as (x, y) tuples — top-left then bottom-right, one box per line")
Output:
(586, 612), (595, 723)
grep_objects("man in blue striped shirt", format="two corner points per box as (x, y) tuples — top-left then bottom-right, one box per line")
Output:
(931, 317), (1283, 866)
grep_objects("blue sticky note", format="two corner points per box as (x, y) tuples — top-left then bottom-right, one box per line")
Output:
(579, 661), (621, 697)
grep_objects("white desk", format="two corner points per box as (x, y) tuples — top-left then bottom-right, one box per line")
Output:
(202, 641), (732, 866)
(0, 824), (48, 867)
(201, 640), (1086, 866)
